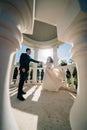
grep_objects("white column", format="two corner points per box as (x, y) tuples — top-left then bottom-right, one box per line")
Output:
(0, 21), (23, 130)
(0, 2), (25, 130)
(33, 48), (39, 83)
(53, 45), (58, 67)
(0, 1), (34, 130)
(70, 27), (87, 129)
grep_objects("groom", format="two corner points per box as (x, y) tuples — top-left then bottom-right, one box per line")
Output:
(17, 48), (42, 101)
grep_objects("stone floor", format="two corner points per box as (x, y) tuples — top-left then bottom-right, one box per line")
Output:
(10, 84), (75, 130)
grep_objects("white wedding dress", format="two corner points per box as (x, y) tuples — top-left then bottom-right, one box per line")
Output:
(42, 63), (65, 92)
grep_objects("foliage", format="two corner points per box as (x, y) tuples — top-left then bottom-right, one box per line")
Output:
(67, 78), (71, 86)
(66, 69), (71, 79)
(66, 67), (78, 89)
(72, 67), (77, 78)
(74, 77), (78, 89)
(59, 60), (67, 66)
(37, 63), (43, 68)
(69, 59), (74, 64)
(72, 67), (78, 89)
(66, 69), (71, 86)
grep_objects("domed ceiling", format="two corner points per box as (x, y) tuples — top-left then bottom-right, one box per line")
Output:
(23, 20), (57, 42)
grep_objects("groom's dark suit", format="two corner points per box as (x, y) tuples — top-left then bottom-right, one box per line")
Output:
(17, 53), (39, 100)
(19, 53), (39, 71)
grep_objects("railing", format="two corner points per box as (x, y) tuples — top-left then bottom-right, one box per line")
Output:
(57, 63), (76, 89)
(11, 63), (76, 89)
(11, 65), (45, 86)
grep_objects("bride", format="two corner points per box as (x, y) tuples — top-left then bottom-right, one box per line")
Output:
(42, 56), (65, 92)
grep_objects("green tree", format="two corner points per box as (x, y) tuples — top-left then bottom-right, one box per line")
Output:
(66, 69), (71, 86)
(59, 60), (67, 66)
(69, 59), (74, 64)
(72, 67), (78, 89)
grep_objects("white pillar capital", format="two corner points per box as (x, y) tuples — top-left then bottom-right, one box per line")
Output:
(0, 19), (23, 49)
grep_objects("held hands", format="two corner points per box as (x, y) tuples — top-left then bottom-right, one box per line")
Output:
(22, 68), (26, 72)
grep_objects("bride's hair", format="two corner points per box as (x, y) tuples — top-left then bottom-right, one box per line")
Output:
(47, 56), (54, 63)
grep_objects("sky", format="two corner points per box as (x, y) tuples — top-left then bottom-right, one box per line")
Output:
(15, 43), (72, 64)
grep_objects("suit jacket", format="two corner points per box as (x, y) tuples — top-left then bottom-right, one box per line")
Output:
(19, 53), (39, 71)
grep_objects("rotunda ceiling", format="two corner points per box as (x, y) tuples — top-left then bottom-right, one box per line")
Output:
(23, 20), (57, 43)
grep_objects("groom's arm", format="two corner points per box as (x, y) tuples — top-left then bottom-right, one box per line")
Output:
(30, 58), (40, 64)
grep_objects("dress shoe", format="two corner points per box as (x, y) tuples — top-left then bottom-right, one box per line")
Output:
(17, 95), (25, 101)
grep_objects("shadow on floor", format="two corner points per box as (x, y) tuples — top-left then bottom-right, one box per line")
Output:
(10, 85), (74, 130)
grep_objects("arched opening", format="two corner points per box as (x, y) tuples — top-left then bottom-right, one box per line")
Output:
(10, 43), (77, 130)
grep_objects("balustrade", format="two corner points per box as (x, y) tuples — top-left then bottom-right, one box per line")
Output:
(11, 63), (76, 90)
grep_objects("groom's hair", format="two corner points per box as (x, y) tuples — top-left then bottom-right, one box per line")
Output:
(26, 48), (31, 52)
